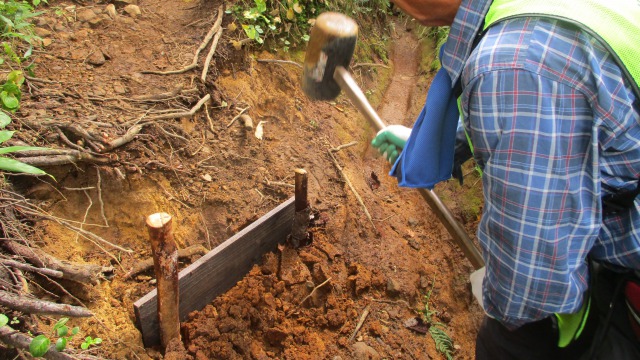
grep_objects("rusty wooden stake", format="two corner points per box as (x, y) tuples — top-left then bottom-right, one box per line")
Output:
(146, 212), (180, 349)
(291, 169), (310, 248)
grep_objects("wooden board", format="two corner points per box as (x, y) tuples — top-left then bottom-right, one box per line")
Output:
(134, 197), (296, 347)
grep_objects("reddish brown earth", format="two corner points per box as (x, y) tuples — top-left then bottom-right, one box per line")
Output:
(1, 0), (484, 359)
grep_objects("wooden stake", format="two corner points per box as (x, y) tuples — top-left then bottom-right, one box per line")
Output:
(146, 213), (180, 349)
(294, 168), (308, 211)
(291, 169), (310, 248)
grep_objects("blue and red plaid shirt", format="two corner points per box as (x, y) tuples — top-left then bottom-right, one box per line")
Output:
(445, 0), (640, 327)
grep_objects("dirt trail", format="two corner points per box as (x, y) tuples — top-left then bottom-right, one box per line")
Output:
(378, 23), (422, 126)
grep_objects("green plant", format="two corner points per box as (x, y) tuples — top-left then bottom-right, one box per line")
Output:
(81, 336), (102, 350)
(0, 313), (8, 327)
(0, 0), (44, 80)
(29, 317), (81, 357)
(0, 108), (51, 176)
(226, 0), (321, 50)
(1, 69), (23, 111)
(0, 0), (44, 43)
(421, 278), (455, 360)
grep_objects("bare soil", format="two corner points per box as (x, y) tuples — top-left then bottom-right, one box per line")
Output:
(1, 0), (485, 359)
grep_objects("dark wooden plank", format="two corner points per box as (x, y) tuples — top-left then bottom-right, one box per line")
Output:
(134, 197), (295, 347)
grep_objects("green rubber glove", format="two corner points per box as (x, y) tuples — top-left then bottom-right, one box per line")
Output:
(371, 125), (412, 164)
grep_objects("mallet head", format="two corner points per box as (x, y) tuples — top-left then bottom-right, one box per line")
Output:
(302, 12), (358, 101)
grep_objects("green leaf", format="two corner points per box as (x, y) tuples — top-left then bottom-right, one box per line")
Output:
(0, 314), (8, 327)
(0, 112), (11, 128)
(71, 326), (79, 335)
(3, 82), (22, 97)
(23, 46), (32, 59)
(0, 145), (49, 154)
(81, 342), (89, 350)
(254, 0), (266, 13)
(29, 335), (50, 357)
(55, 337), (67, 351)
(53, 318), (69, 329)
(0, 130), (15, 143)
(7, 70), (24, 86)
(56, 325), (68, 337)
(1, 91), (19, 110)
(242, 24), (258, 40)
(0, 156), (47, 175)
(94, 338), (102, 344)
(0, 14), (15, 28)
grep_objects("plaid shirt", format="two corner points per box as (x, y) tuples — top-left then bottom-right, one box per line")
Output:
(446, 0), (640, 327)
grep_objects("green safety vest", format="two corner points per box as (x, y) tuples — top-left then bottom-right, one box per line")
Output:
(485, 0), (640, 98)
(482, 0), (640, 348)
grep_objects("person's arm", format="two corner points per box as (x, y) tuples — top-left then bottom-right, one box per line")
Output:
(464, 66), (599, 328)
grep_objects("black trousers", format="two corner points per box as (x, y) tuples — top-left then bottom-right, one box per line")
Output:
(476, 263), (640, 360)
(475, 314), (598, 360)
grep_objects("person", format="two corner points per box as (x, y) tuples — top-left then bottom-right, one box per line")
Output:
(371, 0), (640, 358)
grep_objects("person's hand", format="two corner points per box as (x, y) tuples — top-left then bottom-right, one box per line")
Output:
(371, 125), (412, 164)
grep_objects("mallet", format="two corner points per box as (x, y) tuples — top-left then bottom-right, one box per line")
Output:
(302, 12), (484, 269)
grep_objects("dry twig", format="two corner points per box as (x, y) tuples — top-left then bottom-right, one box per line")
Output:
(226, 106), (251, 128)
(0, 259), (63, 279)
(256, 59), (303, 69)
(327, 147), (376, 229)
(330, 141), (358, 153)
(349, 304), (371, 341)
(299, 277), (332, 305)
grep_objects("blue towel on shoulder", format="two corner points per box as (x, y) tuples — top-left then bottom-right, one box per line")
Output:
(390, 51), (459, 189)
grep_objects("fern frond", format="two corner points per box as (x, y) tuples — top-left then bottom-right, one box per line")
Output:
(429, 324), (454, 360)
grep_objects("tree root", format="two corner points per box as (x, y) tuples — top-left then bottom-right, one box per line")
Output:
(142, 5), (224, 76)
(122, 244), (208, 280)
(201, 25), (223, 82)
(0, 290), (92, 317)
(1, 240), (113, 286)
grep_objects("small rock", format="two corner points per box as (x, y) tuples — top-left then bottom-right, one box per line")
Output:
(76, 8), (97, 22)
(87, 51), (106, 66)
(265, 327), (289, 346)
(201, 174), (213, 182)
(41, 38), (53, 47)
(352, 342), (380, 360)
(87, 16), (105, 28)
(386, 278), (401, 295)
(124, 4), (141, 18)
(408, 218), (419, 227)
(112, 81), (127, 94)
(408, 239), (421, 250)
(114, 0), (138, 5)
(420, 275), (430, 289)
(34, 27), (51, 37)
(279, 248), (312, 286)
(117, 16), (136, 25)
(105, 4), (117, 19)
